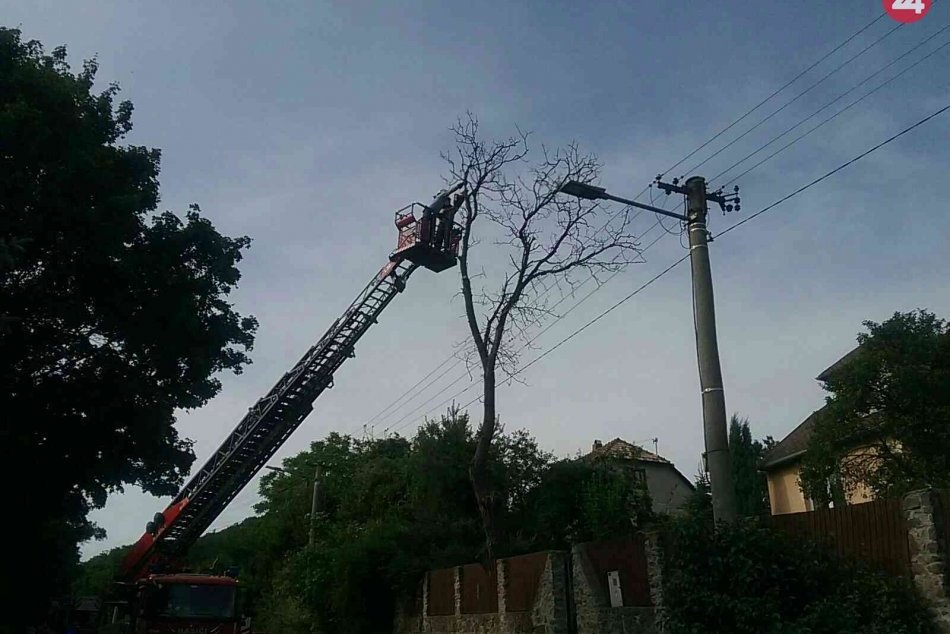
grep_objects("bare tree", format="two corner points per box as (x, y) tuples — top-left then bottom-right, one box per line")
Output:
(444, 115), (641, 558)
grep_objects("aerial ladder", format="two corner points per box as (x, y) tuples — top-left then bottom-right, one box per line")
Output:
(98, 183), (466, 632)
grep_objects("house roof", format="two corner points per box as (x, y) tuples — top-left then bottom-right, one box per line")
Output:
(762, 346), (862, 471)
(760, 408), (825, 471)
(585, 437), (695, 492)
(816, 346), (861, 382)
(587, 437), (671, 464)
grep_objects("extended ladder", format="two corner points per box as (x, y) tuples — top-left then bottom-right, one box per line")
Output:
(120, 183), (465, 580)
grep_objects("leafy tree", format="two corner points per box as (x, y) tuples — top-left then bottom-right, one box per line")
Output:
(729, 414), (771, 517)
(78, 411), (655, 633)
(0, 28), (257, 623)
(800, 310), (950, 504)
(252, 409), (554, 633)
(0, 236), (26, 333)
(71, 545), (131, 599)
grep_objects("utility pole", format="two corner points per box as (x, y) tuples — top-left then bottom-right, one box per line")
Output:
(653, 175), (739, 523)
(685, 176), (737, 523)
(309, 464), (322, 547)
(558, 176), (740, 523)
(680, 176), (737, 522)
(266, 463), (325, 545)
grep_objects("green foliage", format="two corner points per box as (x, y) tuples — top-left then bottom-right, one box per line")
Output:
(250, 410), (557, 633)
(663, 517), (934, 634)
(81, 411), (649, 633)
(76, 412), (655, 632)
(0, 27), (257, 623)
(729, 414), (771, 517)
(520, 458), (653, 549)
(682, 467), (713, 522)
(800, 310), (950, 503)
(74, 518), (271, 614)
(71, 546), (131, 599)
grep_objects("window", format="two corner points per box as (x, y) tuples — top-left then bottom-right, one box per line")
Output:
(150, 584), (237, 620)
(631, 468), (647, 489)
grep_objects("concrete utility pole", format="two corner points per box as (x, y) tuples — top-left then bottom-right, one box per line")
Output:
(684, 176), (737, 523)
(557, 175), (741, 524)
(309, 465), (322, 547)
(265, 463), (325, 544)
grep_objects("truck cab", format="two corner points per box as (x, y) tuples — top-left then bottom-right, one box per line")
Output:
(97, 574), (240, 634)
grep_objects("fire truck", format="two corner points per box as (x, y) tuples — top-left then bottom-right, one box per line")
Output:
(94, 183), (466, 633)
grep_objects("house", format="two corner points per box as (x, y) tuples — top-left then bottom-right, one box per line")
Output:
(761, 349), (875, 515)
(584, 438), (695, 514)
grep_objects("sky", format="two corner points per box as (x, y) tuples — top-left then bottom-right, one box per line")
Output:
(3, 1), (949, 559)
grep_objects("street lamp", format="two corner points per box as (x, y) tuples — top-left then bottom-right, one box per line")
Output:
(557, 177), (738, 523)
(264, 463), (324, 545)
(558, 180), (689, 222)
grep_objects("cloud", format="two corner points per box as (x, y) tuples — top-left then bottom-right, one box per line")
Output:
(10, 1), (945, 559)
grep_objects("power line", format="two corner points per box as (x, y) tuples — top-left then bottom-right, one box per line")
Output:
(683, 21), (904, 177)
(382, 373), (470, 433)
(362, 353), (458, 428)
(711, 24), (950, 185)
(719, 40), (950, 188)
(399, 248), (692, 429)
(362, 11), (900, 434)
(717, 100), (950, 239)
(373, 214), (661, 431)
(395, 378), (480, 432)
(401, 101), (950, 431)
(373, 175), (696, 433)
(661, 11), (889, 177)
(382, 227), (670, 434)
(359, 202), (655, 432)
(361, 265), (588, 431)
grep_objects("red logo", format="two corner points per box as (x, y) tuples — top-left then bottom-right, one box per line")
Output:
(884, 0), (931, 22)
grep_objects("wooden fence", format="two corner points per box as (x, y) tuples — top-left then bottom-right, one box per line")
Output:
(424, 552), (549, 617)
(460, 563), (498, 614)
(427, 567), (456, 616)
(769, 497), (911, 577)
(503, 552), (549, 612)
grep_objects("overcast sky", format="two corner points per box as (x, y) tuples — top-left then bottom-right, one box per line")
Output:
(4, 1), (949, 559)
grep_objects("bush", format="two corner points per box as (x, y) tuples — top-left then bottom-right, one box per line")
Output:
(662, 517), (934, 634)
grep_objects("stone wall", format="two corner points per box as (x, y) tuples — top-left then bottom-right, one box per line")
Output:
(571, 537), (659, 634)
(399, 537), (661, 634)
(401, 503), (950, 634)
(904, 489), (950, 633)
(399, 491), (950, 633)
(643, 532), (666, 633)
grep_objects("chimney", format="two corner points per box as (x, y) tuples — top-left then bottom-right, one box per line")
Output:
(592, 439), (603, 451)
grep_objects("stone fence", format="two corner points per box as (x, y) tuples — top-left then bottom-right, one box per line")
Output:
(904, 489), (950, 632)
(397, 489), (950, 633)
(397, 535), (660, 634)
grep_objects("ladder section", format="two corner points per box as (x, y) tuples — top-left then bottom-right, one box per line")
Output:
(142, 259), (418, 569)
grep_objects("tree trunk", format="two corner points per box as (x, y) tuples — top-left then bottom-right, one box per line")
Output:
(470, 367), (498, 562)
